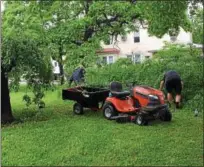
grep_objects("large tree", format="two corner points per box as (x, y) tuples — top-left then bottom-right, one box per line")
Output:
(1, 1), (52, 123)
(191, 8), (203, 44)
(1, 0), (192, 123)
(39, 0), (192, 72)
(39, 1), (73, 85)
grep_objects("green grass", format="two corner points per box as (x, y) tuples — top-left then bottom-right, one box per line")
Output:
(2, 86), (203, 166)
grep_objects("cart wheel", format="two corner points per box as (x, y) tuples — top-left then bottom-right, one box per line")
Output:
(73, 103), (83, 115)
(135, 113), (148, 126)
(102, 103), (117, 120)
(159, 109), (172, 121)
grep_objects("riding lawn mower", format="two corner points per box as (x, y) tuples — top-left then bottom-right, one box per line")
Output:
(102, 81), (172, 125)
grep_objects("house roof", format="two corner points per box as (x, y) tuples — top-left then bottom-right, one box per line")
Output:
(96, 48), (120, 54)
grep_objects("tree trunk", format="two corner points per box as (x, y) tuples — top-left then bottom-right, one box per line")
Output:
(59, 42), (64, 85)
(59, 61), (64, 85)
(1, 70), (14, 123)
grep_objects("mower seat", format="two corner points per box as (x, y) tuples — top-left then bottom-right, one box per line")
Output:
(110, 81), (130, 98)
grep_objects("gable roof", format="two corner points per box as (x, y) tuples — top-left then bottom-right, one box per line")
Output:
(96, 48), (120, 54)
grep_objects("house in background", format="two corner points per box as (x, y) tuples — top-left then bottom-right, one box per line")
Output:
(52, 26), (193, 76)
(99, 26), (193, 64)
(52, 26), (193, 74)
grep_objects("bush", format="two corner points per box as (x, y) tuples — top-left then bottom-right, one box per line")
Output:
(85, 44), (203, 111)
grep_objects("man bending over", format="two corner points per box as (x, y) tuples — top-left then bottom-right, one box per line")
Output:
(159, 70), (183, 109)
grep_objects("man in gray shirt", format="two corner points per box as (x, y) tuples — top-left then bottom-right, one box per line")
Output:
(159, 70), (183, 108)
(69, 67), (85, 86)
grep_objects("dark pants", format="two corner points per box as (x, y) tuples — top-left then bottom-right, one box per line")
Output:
(165, 78), (182, 95)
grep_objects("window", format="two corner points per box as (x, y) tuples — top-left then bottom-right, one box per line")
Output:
(54, 62), (58, 67)
(102, 56), (114, 64)
(102, 57), (107, 64)
(127, 55), (132, 61)
(134, 54), (141, 63)
(134, 31), (140, 43)
(108, 56), (113, 64)
(126, 54), (141, 63)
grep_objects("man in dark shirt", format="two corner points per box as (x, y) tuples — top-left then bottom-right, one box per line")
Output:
(159, 70), (183, 108)
(69, 66), (85, 86)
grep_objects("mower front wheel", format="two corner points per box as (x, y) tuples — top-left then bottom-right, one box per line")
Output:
(73, 103), (84, 115)
(102, 103), (117, 120)
(135, 114), (148, 126)
(160, 109), (172, 121)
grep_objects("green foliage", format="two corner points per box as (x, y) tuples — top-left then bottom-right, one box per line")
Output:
(2, 1), (54, 109)
(113, 58), (133, 66)
(2, 37), (53, 108)
(186, 94), (203, 111)
(2, 1), (194, 111)
(2, 1), (45, 41)
(64, 41), (101, 72)
(137, 1), (191, 38)
(85, 43), (203, 111)
(23, 94), (32, 107)
(39, 1), (192, 74)
(191, 8), (203, 44)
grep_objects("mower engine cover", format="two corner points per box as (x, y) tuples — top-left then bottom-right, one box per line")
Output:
(132, 85), (165, 107)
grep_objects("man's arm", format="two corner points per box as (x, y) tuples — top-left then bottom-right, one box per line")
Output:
(159, 73), (166, 91)
(159, 80), (164, 91)
(181, 80), (184, 89)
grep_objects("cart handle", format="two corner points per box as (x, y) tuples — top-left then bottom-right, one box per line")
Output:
(82, 90), (90, 98)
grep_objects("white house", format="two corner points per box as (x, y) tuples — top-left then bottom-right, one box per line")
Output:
(99, 26), (193, 64)
(52, 26), (193, 73)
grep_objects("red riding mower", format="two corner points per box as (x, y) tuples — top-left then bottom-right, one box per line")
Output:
(102, 81), (172, 125)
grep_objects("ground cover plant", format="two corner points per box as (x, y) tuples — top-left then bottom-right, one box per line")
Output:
(2, 44), (203, 166)
(2, 1), (203, 166)
(2, 86), (203, 166)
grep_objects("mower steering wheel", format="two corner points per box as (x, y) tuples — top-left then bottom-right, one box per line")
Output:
(128, 81), (137, 87)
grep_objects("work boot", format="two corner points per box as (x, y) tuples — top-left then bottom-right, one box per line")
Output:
(175, 102), (179, 109)
(175, 102), (182, 109)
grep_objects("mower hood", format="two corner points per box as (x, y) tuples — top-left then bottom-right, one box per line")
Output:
(134, 86), (163, 97)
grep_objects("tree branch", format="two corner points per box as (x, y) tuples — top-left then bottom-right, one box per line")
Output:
(96, 15), (119, 27)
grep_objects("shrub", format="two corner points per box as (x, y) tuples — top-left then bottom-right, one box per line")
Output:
(85, 43), (203, 111)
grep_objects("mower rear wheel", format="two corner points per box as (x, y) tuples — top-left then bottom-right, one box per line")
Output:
(135, 114), (148, 126)
(102, 103), (117, 120)
(160, 109), (172, 121)
(73, 103), (84, 115)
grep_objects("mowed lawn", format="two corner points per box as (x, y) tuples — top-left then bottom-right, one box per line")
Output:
(2, 86), (203, 166)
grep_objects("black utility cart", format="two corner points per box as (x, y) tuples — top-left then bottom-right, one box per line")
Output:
(62, 86), (110, 114)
